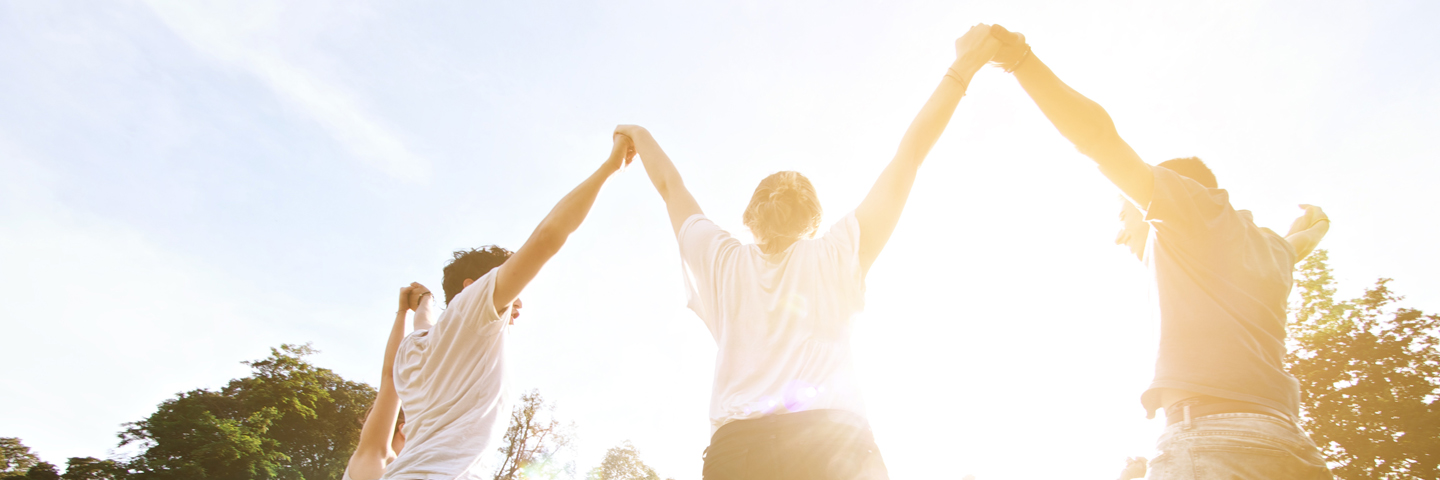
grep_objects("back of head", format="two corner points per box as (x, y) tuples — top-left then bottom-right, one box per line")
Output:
(1157, 157), (1218, 189)
(743, 171), (822, 254)
(442, 245), (513, 305)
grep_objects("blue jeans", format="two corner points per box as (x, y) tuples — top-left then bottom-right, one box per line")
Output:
(1147, 413), (1333, 479)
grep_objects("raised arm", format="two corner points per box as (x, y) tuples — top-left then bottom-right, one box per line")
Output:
(1285, 204), (1330, 261)
(346, 283), (428, 480)
(615, 125), (703, 235)
(492, 136), (630, 309)
(853, 24), (998, 274)
(990, 25), (1154, 207)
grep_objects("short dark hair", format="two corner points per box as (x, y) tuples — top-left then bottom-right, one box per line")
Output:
(442, 245), (513, 305)
(1156, 157), (1217, 189)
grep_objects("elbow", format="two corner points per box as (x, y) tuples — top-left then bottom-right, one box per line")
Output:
(653, 175), (683, 203)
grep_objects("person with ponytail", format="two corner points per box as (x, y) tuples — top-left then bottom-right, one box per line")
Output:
(613, 24), (1000, 480)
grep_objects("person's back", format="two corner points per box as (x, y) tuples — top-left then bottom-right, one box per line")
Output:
(1142, 165), (1300, 416)
(385, 267), (511, 479)
(377, 135), (633, 479)
(987, 25), (1335, 478)
(617, 24), (1003, 480)
(681, 212), (867, 430)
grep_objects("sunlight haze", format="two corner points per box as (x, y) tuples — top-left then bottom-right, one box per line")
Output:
(1, 1), (1436, 478)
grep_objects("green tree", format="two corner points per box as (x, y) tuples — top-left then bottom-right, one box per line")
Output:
(19, 462), (59, 480)
(1, 438), (40, 475)
(492, 390), (575, 480)
(584, 442), (659, 480)
(120, 344), (375, 480)
(60, 457), (126, 480)
(1287, 250), (1440, 479)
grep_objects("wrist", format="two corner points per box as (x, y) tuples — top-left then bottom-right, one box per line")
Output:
(949, 58), (983, 79)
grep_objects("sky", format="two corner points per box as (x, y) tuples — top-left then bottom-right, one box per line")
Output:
(1, 0), (1437, 478)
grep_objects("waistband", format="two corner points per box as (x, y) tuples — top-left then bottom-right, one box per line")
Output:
(710, 409), (872, 444)
(1164, 395), (1293, 426)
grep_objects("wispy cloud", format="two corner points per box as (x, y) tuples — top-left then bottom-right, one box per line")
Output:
(144, 1), (430, 182)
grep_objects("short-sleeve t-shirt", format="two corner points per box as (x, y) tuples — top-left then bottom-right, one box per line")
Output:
(384, 268), (511, 480)
(1139, 166), (1300, 416)
(679, 212), (868, 433)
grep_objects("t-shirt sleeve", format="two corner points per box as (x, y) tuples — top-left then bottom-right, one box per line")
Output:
(1143, 166), (1240, 242)
(434, 268), (506, 339)
(821, 211), (866, 312)
(677, 214), (733, 325)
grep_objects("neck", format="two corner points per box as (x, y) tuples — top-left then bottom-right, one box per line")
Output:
(759, 237), (798, 254)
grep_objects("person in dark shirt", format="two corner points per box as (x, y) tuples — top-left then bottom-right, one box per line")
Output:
(984, 25), (1334, 479)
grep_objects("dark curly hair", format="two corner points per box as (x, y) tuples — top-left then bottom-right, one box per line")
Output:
(1157, 157), (1217, 189)
(442, 245), (513, 305)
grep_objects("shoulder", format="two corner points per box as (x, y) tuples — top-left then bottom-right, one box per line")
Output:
(679, 214), (741, 251)
(818, 211), (862, 247)
(452, 268), (501, 305)
(679, 214), (721, 238)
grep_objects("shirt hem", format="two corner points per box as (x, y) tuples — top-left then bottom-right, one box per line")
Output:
(1141, 382), (1295, 419)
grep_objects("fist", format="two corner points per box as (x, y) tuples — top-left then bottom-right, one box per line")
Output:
(954, 23), (1001, 66)
(988, 24), (1030, 72)
(398, 282), (431, 312)
(1287, 204), (1328, 237)
(611, 132), (637, 167)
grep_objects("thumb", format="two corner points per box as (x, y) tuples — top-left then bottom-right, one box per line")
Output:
(989, 24), (1024, 44)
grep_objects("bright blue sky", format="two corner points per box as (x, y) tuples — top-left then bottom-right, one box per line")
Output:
(2, 1), (1437, 478)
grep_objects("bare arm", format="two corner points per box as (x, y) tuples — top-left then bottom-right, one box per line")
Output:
(1285, 204), (1329, 261)
(854, 24), (998, 274)
(616, 125), (703, 235)
(492, 137), (629, 309)
(994, 26), (1154, 207)
(347, 283), (428, 480)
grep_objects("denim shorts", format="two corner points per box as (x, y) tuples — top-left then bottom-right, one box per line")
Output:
(1147, 412), (1333, 479)
(701, 409), (888, 480)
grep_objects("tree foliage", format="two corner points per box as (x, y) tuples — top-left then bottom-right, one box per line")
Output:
(120, 344), (375, 480)
(1287, 250), (1440, 479)
(583, 442), (659, 480)
(59, 458), (126, 480)
(1, 438), (40, 475)
(492, 390), (575, 480)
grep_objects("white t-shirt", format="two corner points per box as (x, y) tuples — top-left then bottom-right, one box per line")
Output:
(679, 212), (868, 432)
(383, 268), (511, 480)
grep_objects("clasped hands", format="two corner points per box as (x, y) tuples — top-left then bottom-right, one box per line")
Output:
(952, 23), (1033, 81)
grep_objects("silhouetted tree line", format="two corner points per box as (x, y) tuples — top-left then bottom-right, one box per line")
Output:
(4, 250), (1432, 479)
(2, 346), (665, 480)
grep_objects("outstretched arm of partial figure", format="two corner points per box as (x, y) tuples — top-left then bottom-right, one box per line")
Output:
(854, 24), (999, 275)
(616, 125), (704, 235)
(991, 25), (1154, 207)
(492, 137), (630, 309)
(1285, 204), (1330, 261)
(346, 283), (428, 480)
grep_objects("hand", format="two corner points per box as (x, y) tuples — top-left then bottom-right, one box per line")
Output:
(605, 132), (637, 173)
(398, 282), (430, 312)
(508, 298), (523, 325)
(954, 23), (1001, 71)
(613, 124), (648, 141)
(1286, 204), (1329, 237)
(1119, 456), (1148, 480)
(987, 24), (1030, 72)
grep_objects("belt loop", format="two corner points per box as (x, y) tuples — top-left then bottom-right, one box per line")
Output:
(1183, 404), (1192, 430)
